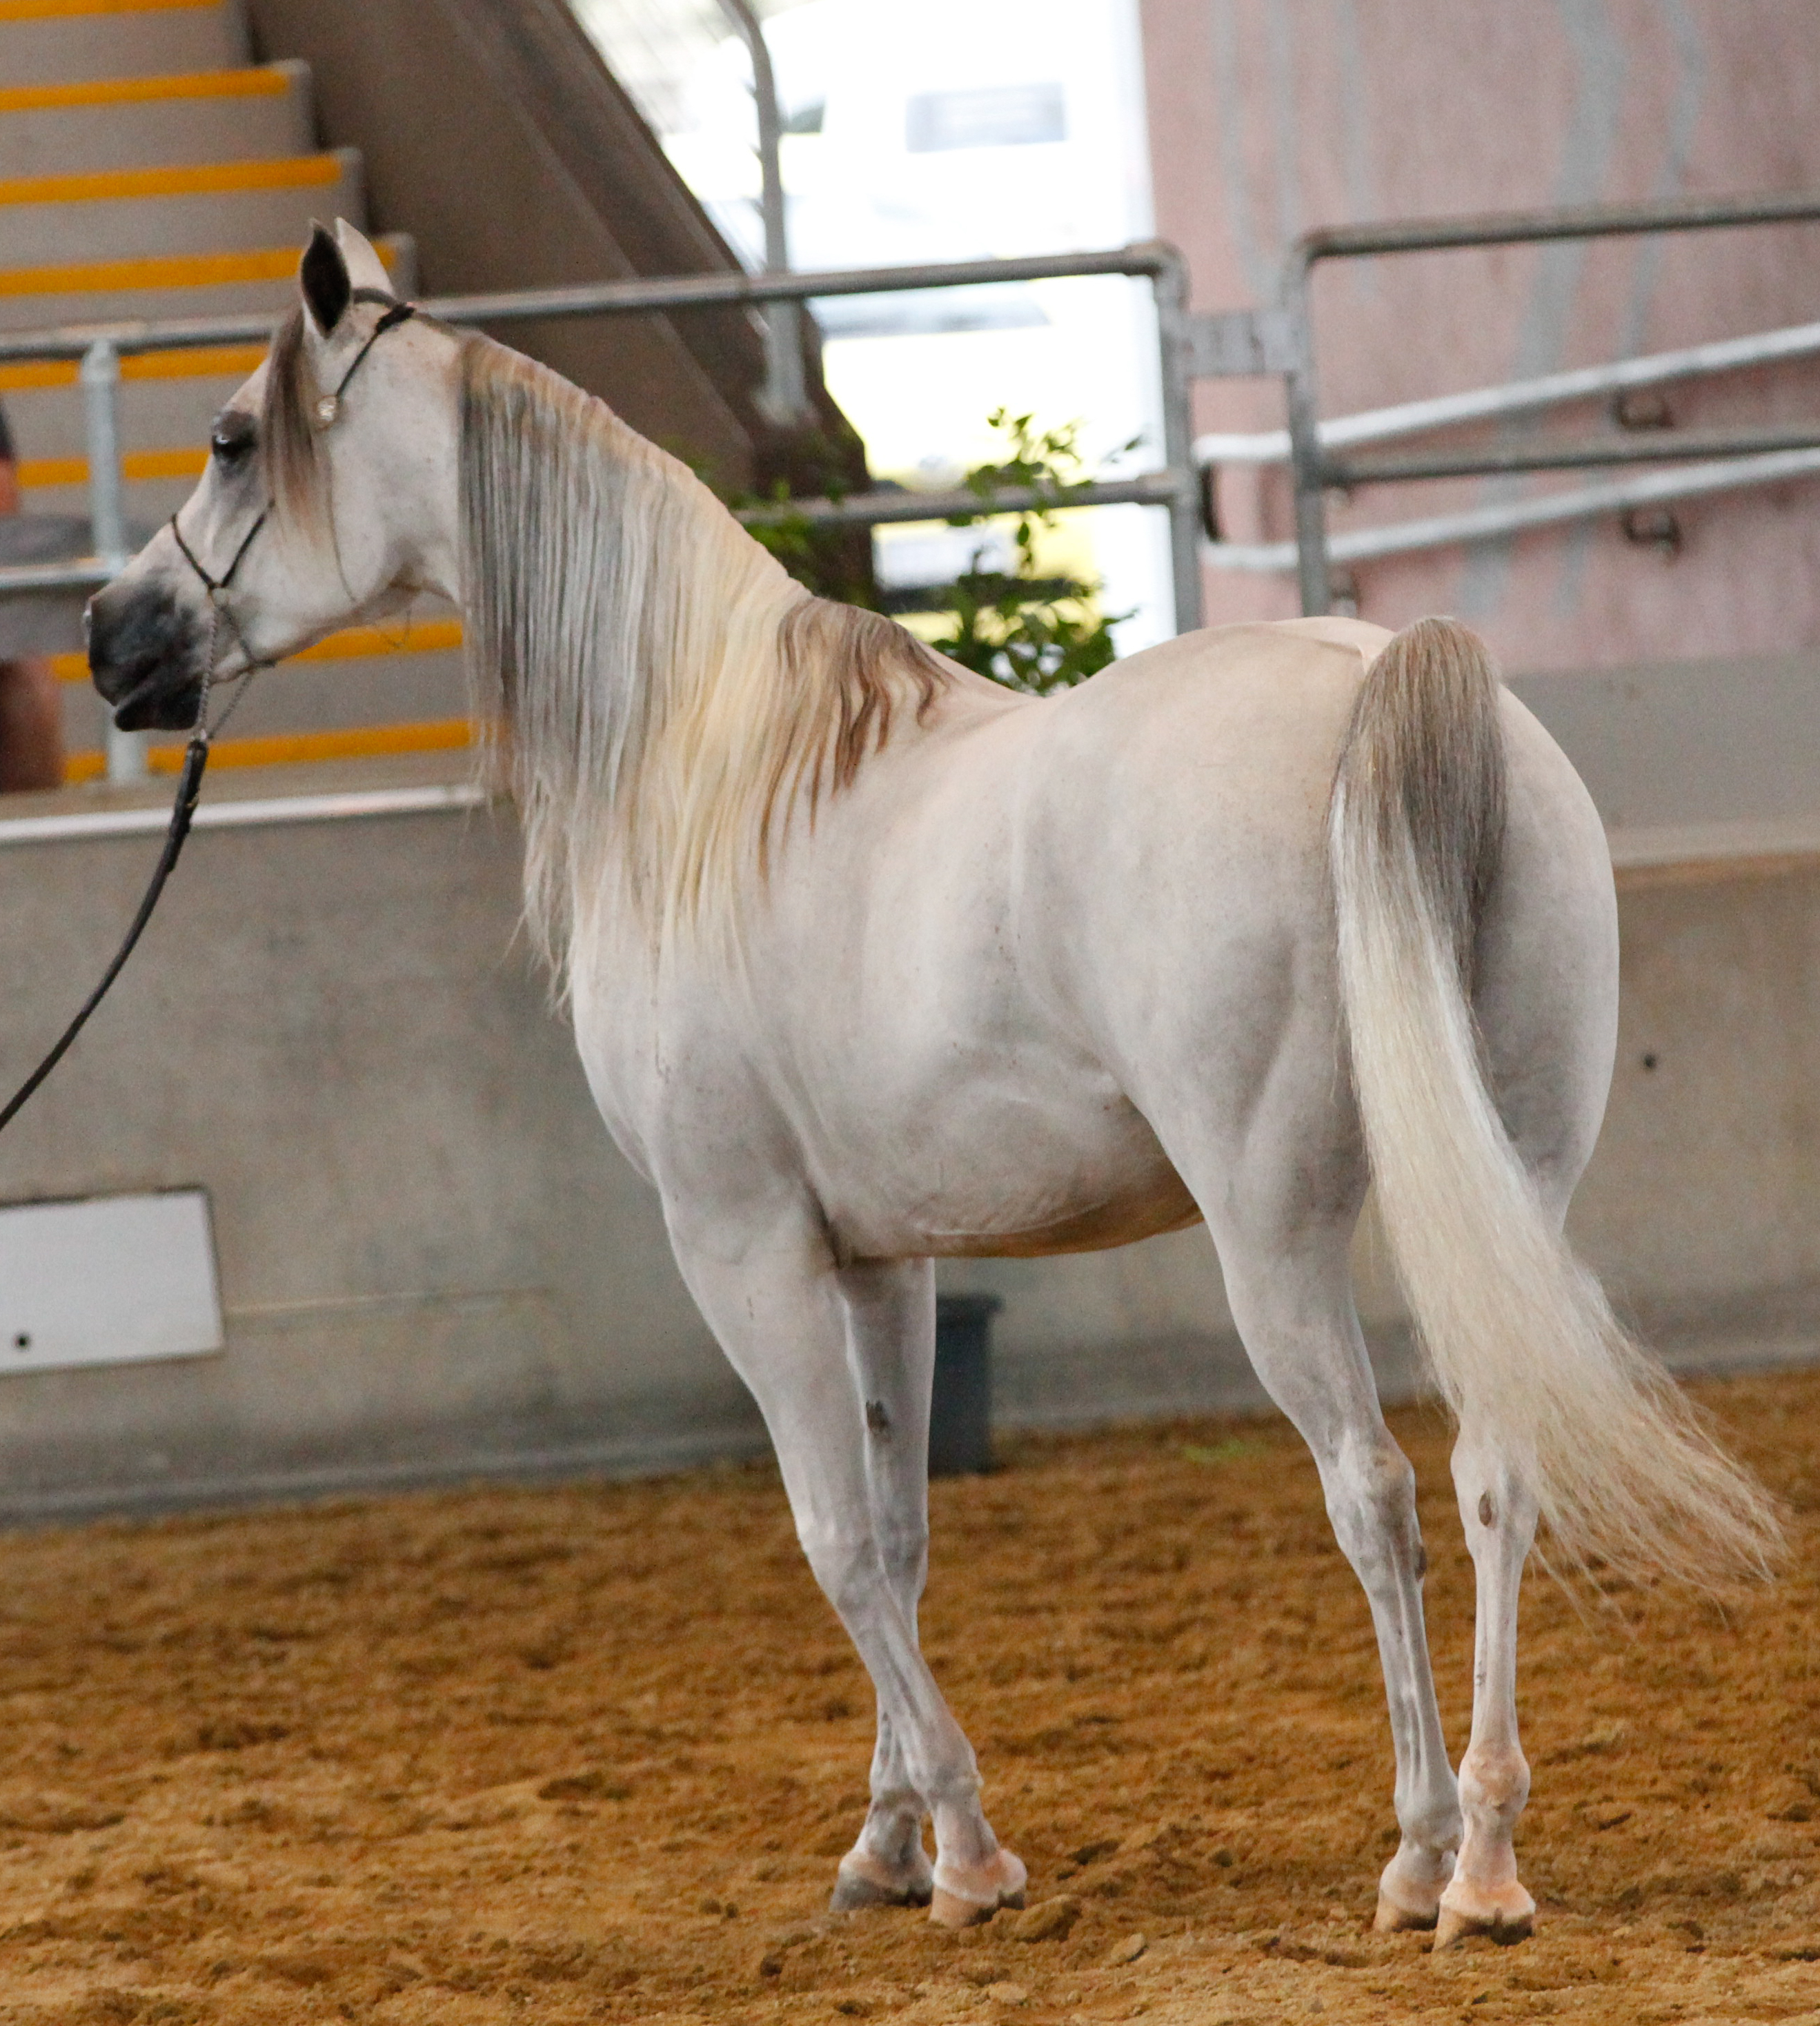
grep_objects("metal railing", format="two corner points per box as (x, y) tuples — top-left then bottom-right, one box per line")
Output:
(1194, 313), (1820, 469)
(1267, 190), (1820, 615)
(1, 243), (1203, 780)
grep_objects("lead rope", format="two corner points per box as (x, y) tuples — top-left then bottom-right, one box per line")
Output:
(0, 291), (417, 1135)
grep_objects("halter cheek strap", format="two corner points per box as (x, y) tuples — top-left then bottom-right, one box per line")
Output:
(310, 294), (416, 429)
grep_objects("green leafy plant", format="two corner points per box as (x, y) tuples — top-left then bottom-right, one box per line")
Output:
(922, 409), (1134, 696)
(729, 409), (1135, 694)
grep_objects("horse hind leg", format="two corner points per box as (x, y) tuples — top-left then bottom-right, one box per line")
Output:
(1213, 1210), (1463, 1930)
(1434, 1428), (1539, 1947)
(829, 1257), (939, 1913)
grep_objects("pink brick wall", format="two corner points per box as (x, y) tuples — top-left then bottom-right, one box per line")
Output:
(1140, 0), (1820, 667)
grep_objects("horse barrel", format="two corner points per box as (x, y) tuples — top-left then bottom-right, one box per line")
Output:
(929, 1293), (1001, 1477)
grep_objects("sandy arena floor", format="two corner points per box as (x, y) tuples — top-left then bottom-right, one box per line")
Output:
(0, 1369), (1815, 2025)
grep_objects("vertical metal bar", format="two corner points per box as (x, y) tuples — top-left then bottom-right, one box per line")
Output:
(80, 337), (146, 784)
(1279, 252), (1332, 616)
(716, 0), (809, 427)
(1150, 246), (1203, 633)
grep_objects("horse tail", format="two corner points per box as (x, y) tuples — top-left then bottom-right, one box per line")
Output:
(1327, 616), (1778, 1586)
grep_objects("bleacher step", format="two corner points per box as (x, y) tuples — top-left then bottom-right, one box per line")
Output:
(0, 230), (415, 333)
(0, 150), (366, 268)
(0, 0), (247, 89)
(0, 63), (313, 178)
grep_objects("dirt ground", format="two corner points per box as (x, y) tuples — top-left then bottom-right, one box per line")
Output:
(0, 1371), (1815, 2026)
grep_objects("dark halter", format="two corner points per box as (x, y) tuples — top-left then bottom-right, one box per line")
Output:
(0, 291), (418, 1136)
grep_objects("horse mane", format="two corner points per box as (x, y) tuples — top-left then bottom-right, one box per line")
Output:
(453, 335), (951, 970)
(258, 313), (951, 970)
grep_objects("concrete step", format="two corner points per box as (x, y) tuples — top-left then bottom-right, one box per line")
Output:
(0, 148), (364, 268)
(3, 347), (261, 462)
(0, 229), (413, 332)
(0, 0), (247, 88)
(0, 63), (313, 179)
(25, 469), (206, 526)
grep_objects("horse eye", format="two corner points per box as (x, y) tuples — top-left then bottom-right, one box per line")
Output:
(210, 412), (257, 465)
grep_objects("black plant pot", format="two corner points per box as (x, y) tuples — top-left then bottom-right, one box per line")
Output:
(929, 1292), (1001, 1477)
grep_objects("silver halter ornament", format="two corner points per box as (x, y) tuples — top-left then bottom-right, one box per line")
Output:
(0, 290), (418, 1134)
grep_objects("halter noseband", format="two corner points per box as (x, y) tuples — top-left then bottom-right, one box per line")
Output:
(166, 289), (418, 737)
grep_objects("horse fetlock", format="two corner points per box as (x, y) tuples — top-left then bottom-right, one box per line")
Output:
(1395, 1785), (1463, 1860)
(1458, 1742), (1530, 1826)
(855, 1791), (926, 1866)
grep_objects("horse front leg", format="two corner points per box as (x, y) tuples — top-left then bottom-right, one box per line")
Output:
(830, 1257), (939, 1912)
(669, 1214), (1025, 1927)
(1436, 1428), (1539, 1947)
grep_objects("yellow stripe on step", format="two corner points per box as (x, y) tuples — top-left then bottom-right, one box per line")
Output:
(21, 445), (207, 486)
(0, 155), (342, 209)
(0, 70), (289, 115)
(0, 0), (219, 19)
(0, 346), (267, 394)
(52, 619), (464, 682)
(0, 240), (393, 302)
(0, 248), (293, 297)
(63, 718), (475, 783)
(287, 620), (465, 662)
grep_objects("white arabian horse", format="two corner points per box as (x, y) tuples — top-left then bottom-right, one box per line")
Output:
(88, 224), (1775, 1945)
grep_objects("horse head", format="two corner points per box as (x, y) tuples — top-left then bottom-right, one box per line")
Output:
(86, 221), (459, 731)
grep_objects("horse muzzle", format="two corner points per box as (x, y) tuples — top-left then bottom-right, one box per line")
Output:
(86, 578), (208, 732)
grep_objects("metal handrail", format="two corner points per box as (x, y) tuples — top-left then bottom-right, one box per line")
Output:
(1192, 313), (1820, 469)
(1, 242), (1203, 781)
(1276, 188), (1820, 613)
(1203, 445), (1820, 573)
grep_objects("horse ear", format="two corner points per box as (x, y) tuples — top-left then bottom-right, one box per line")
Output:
(333, 217), (395, 298)
(299, 222), (351, 337)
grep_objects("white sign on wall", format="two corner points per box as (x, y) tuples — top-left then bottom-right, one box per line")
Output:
(0, 1189), (224, 1377)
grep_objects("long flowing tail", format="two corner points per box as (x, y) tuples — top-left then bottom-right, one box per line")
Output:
(1328, 616), (1779, 1585)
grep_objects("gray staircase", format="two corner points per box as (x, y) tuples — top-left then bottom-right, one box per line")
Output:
(0, 0), (460, 778)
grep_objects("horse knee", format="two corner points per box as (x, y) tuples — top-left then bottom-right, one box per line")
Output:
(1324, 1437), (1423, 1588)
(876, 1522), (929, 1603)
(795, 1520), (883, 1619)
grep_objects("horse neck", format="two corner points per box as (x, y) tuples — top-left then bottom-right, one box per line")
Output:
(463, 348), (806, 959)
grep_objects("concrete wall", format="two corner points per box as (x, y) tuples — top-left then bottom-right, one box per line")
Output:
(1139, 0), (1820, 669)
(0, 757), (742, 1520)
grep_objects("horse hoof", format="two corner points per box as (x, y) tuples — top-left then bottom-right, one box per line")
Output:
(831, 1848), (934, 1912)
(1373, 1887), (1439, 1934)
(929, 1849), (1027, 1928)
(1433, 1882), (1535, 1950)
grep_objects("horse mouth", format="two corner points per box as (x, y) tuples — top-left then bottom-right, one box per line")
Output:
(108, 670), (205, 734)
(88, 581), (207, 731)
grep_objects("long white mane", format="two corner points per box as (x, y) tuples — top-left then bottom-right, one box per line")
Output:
(453, 337), (950, 968)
